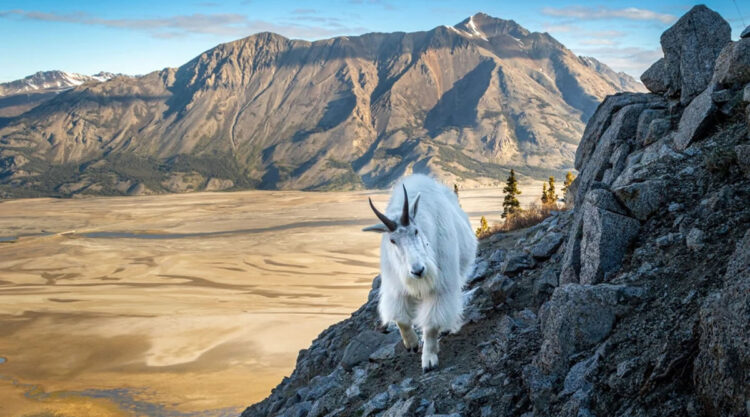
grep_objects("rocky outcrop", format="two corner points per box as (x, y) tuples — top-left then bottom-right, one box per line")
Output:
(641, 5), (731, 104)
(241, 6), (749, 417)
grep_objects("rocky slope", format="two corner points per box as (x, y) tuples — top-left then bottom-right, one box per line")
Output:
(240, 6), (750, 417)
(0, 13), (642, 198)
(0, 71), (116, 118)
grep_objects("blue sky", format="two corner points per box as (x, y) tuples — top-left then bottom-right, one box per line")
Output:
(0, 0), (748, 82)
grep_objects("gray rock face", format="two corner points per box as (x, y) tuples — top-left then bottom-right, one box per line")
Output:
(579, 199), (641, 284)
(561, 188), (639, 285)
(575, 104), (645, 203)
(575, 93), (655, 171)
(743, 25), (750, 39)
(538, 284), (637, 373)
(482, 273), (516, 305)
(644, 118), (672, 145)
(613, 180), (667, 220)
(712, 38), (750, 87)
(636, 109), (666, 143)
(674, 85), (717, 150)
(382, 397), (417, 417)
(659, 5), (731, 104)
(686, 227), (706, 251)
(341, 331), (392, 370)
(694, 230), (750, 417)
(641, 58), (670, 94)
(735, 144), (750, 178)
(531, 232), (565, 260)
(502, 252), (535, 275)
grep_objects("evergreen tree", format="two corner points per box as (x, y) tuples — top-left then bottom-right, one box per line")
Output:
(541, 183), (548, 205)
(546, 176), (557, 205)
(562, 171), (575, 198)
(475, 215), (489, 238)
(502, 169), (522, 219)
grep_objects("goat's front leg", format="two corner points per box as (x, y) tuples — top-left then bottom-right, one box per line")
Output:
(397, 322), (419, 353)
(421, 326), (439, 372)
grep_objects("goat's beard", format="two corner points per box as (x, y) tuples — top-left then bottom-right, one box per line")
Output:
(401, 256), (439, 298)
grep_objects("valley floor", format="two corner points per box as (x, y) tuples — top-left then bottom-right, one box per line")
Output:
(0, 183), (542, 417)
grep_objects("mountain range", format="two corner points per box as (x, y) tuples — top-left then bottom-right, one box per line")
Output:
(0, 13), (643, 197)
(0, 71), (117, 118)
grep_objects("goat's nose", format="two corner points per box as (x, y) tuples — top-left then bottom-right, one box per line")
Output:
(411, 266), (425, 277)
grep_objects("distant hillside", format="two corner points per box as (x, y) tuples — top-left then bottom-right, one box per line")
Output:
(0, 71), (117, 118)
(0, 13), (644, 198)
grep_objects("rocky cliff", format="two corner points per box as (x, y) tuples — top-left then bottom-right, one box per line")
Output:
(240, 6), (750, 417)
(0, 13), (642, 198)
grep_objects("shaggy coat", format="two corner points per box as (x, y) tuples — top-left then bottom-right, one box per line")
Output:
(364, 174), (477, 371)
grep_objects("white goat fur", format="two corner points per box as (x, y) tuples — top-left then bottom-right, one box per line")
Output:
(368, 174), (477, 370)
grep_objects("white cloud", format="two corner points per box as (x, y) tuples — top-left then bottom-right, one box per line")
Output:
(541, 6), (676, 24)
(575, 46), (663, 76)
(0, 9), (368, 40)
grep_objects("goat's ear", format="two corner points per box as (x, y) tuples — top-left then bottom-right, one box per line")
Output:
(410, 193), (421, 218)
(362, 224), (390, 233)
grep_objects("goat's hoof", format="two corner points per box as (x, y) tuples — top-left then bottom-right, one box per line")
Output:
(422, 364), (438, 373)
(410, 346), (419, 353)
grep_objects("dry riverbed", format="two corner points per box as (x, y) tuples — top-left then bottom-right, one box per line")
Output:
(0, 183), (543, 417)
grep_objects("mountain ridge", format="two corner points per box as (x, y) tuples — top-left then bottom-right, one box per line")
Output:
(0, 13), (643, 198)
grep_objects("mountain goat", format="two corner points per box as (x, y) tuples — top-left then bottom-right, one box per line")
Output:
(363, 174), (477, 372)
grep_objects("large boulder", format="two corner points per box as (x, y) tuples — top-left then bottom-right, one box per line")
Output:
(341, 331), (396, 371)
(579, 194), (640, 284)
(613, 180), (668, 220)
(531, 232), (565, 260)
(641, 58), (670, 94)
(560, 189), (639, 285)
(537, 284), (643, 374)
(674, 85), (717, 150)
(694, 229), (750, 417)
(712, 38), (750, 87)
(658, 5), (731, 104)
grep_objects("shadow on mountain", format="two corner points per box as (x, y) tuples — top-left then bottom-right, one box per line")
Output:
(425, 60), (496, 136)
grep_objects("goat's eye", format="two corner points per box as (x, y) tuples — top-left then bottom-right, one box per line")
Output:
(390, 239), (396, 244)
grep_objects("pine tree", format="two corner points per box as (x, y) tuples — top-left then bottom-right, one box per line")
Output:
(475, 215), (489, 238)
(562, 171), (575, 198)
(502, 169), (522, 219)
(546, 176), (557, 206)
(541, 183), (548, 205)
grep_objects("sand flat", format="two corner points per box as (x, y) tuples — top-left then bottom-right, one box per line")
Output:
(0, 184), (542, 416)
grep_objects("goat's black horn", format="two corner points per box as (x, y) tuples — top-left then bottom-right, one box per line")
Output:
(401, 185), (410, 226)
(369, 197), (397, 231)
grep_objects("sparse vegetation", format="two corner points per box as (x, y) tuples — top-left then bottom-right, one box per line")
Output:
(545, 176), (557, 206)
(475, 215), (489, 238)
(477, 203), (567, 239)
(562, 171), (575, 204)
(501, 169), (521, 219)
